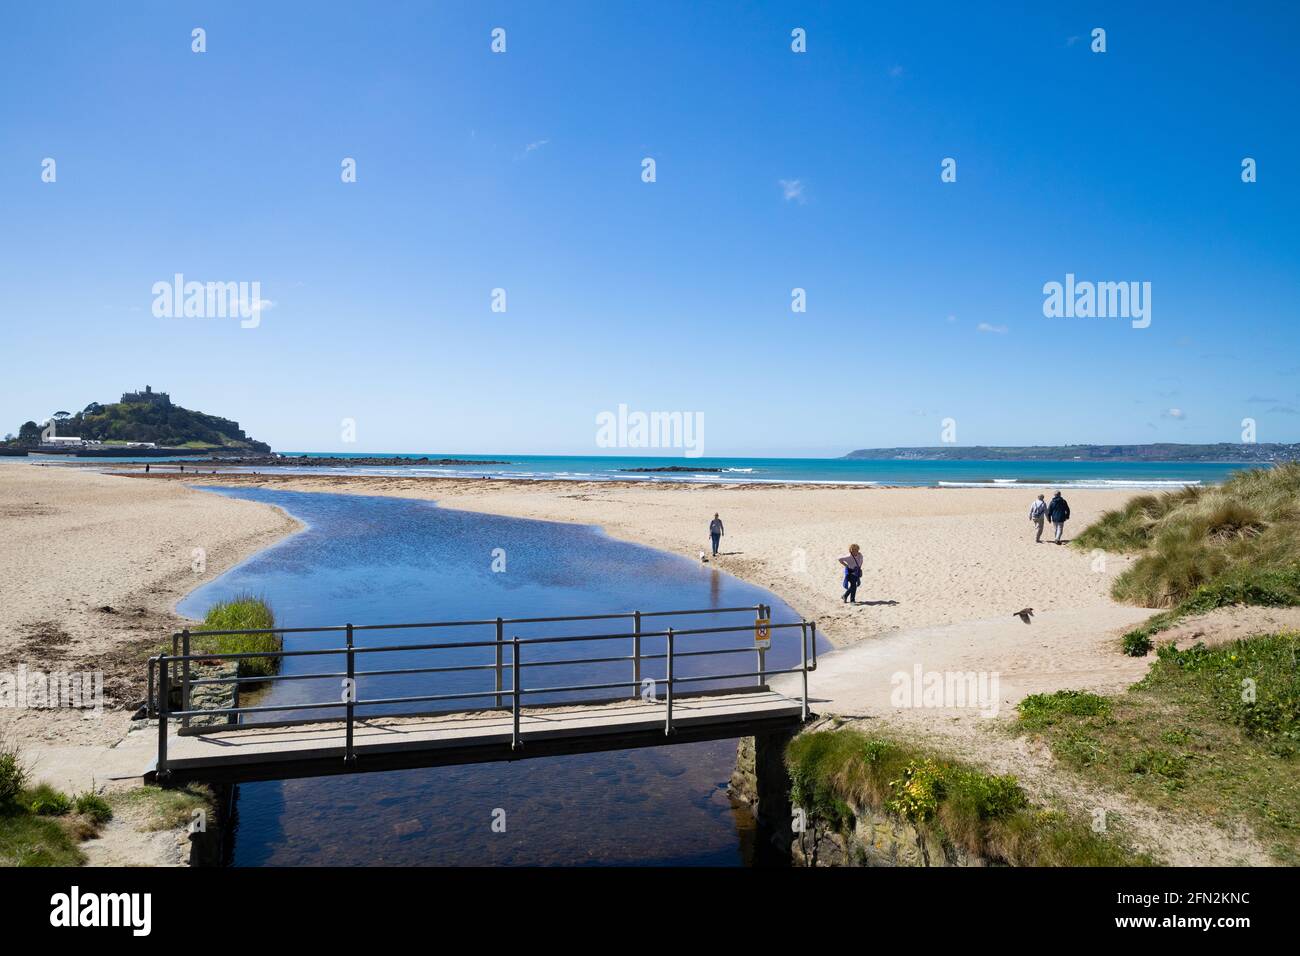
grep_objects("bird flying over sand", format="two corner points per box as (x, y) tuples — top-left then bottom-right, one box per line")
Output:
(1013, 608), (1034, 624)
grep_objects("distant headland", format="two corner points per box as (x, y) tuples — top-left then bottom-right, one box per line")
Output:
(1, 386), (271, 456)
(841, 443), (1300, 463)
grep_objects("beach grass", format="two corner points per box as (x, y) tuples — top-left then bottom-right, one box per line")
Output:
(0, 740), (113, 866)
(1013, 632), (1300, 863)
(111, 784), (213, 832)
(785, 728), (1149, 866)
(191, 595), (281, 678)
(1072, 463), (1300, 653)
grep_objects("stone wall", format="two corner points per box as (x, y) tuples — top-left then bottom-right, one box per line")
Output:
(732, 731), (996, 868)
(792, 806), (994, 867)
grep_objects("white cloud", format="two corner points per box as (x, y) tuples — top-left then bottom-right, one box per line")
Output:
(976, 322), (1008, 334)
(516, 139), (550, 160)
(778, 178), (805, 203)
(1162, 408), (1185, 420)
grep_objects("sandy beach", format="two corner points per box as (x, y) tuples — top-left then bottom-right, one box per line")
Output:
(13, 462), (1269, 865)
(0, 462), (299, 762)
(130, 471), (1141, 638)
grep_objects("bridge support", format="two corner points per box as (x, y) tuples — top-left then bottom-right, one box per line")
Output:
(730, 727), (798, 859)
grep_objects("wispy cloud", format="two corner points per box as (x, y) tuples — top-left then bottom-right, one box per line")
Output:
(888, 65), (905, 78)
(1246, 395), (1279, 403)
(516, 139), (550, 160)
(1162, 407), (1185, 420)
(1268, 405), (1299, 415)
(976, 322), (1008, 334)
(778, 178), (806, 203)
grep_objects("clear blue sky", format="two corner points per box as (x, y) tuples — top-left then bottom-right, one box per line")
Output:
(2, 1), (1297, 456)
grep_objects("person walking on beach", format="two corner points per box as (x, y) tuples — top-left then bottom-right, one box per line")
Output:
(1028, 494), (1047, 542)
(709, 513), (724, 557)
(839, 544), (864, 604)
(1046, 491), (1071, 544)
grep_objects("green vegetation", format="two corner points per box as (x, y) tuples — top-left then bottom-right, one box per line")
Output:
(1014, 633), (1300, 863)
(1017, 690), (1112, 730)
(73, 792), (113, 825)
(26, 785), (73, 817)
(0, 741), (114, 866)
(193, 595), (281, 679)
(0, 811), (86, 866)
(5, 388), (269, 451)
(111, 784), (212, 832)
(785, 729), (1148, 866)
(1072, 463), (1300, 654)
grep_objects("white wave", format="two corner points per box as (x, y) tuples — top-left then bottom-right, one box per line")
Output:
(938, 479), (1202, 490)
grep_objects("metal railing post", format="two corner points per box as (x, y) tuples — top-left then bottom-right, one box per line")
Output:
(664, 628), (674, 735)
(170, 633), (180, 712)
(632, 610), (642, 698)
(809, 620), (818, 671)
(511, 637), (521, 750)
(181, 629), (191, 730)
(756, 605), (769, 688)
(495, 617), (504, 708)
(801, 618), (809, 721)
(156, 653), (170, 781)
(345, 623), (355, 765)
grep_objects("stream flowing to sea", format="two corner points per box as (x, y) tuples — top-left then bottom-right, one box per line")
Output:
(178, 487), (821, 866)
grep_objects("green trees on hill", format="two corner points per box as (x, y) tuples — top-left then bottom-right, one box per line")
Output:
(9, 395), (270, 451)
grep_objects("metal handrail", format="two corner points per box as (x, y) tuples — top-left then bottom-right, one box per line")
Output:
(171, 604), (769, 639)
(150, 604), (813, 778)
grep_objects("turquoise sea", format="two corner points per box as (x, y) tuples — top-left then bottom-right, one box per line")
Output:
(259, 453), (1258, 489)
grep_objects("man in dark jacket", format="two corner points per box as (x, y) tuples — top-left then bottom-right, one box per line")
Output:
(1046, 492), (1071, 544)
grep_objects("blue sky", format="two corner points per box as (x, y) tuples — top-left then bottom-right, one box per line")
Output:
(2, 1), (1297, 456)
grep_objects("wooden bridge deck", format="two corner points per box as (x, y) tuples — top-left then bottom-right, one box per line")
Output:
(147, 689), (806, 784)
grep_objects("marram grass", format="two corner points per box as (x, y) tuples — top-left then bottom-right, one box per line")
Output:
(1072, 463), (1300, 653)
(194, 595), (281, 678)
(785, 729), (1149, 866)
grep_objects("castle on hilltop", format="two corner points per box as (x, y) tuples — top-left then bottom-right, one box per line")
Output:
(120, 385), (171, 406)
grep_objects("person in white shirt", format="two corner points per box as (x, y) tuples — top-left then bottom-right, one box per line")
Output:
(839, 544), (864, 604)
(1028, 494), (1048, 543)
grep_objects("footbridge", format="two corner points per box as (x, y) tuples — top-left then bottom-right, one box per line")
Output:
(145, 605), (818, 785)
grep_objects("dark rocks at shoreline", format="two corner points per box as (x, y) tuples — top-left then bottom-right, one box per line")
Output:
(199, 455), (512, 468)
(618, 465), (722, 473)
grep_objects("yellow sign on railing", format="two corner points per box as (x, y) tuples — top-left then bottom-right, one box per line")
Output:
(754, 617), (771, 648)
